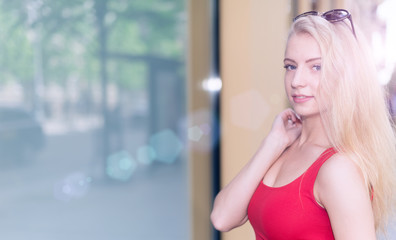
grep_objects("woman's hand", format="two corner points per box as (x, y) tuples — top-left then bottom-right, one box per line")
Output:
(268, 108), (302, 148)
(211, 108), (302, 232)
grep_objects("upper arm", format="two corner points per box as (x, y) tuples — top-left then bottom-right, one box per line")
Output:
(315, 154), (376, 240)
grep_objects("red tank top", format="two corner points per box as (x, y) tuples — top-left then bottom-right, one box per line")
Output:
(247, 148), (336, 240)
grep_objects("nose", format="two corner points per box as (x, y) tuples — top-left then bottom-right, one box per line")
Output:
(291, 67), (307, 88)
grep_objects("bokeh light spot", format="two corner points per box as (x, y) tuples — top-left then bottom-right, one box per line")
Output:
(186, 109), (217, 152)
(137, 145), (156, 165)
(53, 172), (91, 202)
(106, 151), (137, 181)
(202, 76), (222, 92)
(230, 89), (270, 130)
(149, 129), (183, 164)
(188, 126), (204, 142)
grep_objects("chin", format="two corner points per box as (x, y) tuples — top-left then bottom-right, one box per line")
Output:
(292, 107), (320, 119)
(296, 112), (321, 120)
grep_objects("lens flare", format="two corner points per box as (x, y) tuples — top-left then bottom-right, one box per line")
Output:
(53, 172), (92, 202)
(149, 129), (183, 164)
(188, 126), (204, 142)
(106, 151), (137, 181)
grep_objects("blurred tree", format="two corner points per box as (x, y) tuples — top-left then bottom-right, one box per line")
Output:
(0, 0), (185, 90)
(0, 0), (186, 169)
(0, 6), (34, 84)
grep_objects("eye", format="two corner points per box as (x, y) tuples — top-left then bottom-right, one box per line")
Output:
(312, 64), (321, 71)
(284, 64), (296, 71)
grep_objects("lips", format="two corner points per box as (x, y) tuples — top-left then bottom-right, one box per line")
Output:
(292, 95), (313, 103)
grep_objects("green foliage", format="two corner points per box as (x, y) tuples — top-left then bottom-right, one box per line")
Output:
(108, 60), (147, 89)
(108, 20), (147, 54)
(0, 0), (186, 90)
(0, 6), (34, 83)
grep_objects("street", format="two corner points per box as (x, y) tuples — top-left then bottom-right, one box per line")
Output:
(0, 130), (189, 240)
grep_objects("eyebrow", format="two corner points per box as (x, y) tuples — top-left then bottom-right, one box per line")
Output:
(284, 57), (321, 64)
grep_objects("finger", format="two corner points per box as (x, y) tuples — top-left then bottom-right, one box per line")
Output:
(280, 108), (293, 121)
(287, 109), (303, 125)
(291, 110), (301, 122)
(283, 109), (298, 123)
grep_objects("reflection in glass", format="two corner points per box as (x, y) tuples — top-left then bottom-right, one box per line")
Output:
(0, 0), (188, 239)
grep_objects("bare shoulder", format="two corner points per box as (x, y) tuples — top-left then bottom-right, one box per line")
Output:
(315, 152), (376, 239)
(315, 152), (368, 208)
(315, 153), (366, 200)
(316, 152), (364, 189)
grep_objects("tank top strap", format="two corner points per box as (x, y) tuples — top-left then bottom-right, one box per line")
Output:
(300, 147), (337, 190)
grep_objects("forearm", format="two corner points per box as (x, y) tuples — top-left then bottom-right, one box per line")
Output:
(210, 137), (285, 232)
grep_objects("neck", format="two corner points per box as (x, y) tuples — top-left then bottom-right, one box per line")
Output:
(295, 114), (330, 149)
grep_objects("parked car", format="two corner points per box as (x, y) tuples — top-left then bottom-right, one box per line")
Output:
(0, 107), (45, 163)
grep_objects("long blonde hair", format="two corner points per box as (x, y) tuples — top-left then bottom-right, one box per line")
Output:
(290, 15), (396, 233)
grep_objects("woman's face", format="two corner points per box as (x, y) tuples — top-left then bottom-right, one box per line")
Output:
(284, 33), (322, 119)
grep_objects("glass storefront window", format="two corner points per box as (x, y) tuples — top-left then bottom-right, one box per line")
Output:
(0, 0), (188, 239)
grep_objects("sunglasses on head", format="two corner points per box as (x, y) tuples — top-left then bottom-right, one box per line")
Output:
(293, 9), (356, 38)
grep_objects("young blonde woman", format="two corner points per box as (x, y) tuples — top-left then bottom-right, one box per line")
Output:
(211, 9), (396, 239)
